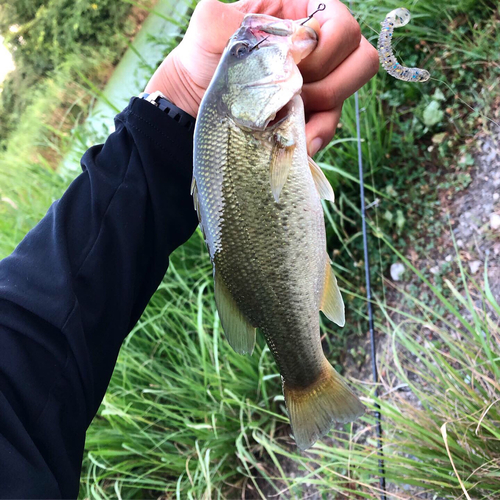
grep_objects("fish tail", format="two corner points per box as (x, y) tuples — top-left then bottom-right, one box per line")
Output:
(283, 359), (364, 450)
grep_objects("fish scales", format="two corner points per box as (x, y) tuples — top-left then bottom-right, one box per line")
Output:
(192, 13), (364, 450)
(195, 97), (326, 387)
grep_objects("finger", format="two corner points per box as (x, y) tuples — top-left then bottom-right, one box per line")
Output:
(299, 0), (362, 83)
(189, 0), (245, 51)
(302, 36), (379, 112)
(234, 0), (282, 16)
(305, 106), (342, 156)
(233, 0), (309, 18)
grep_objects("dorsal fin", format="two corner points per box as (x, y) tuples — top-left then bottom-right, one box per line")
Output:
(308, 157), (335, 202)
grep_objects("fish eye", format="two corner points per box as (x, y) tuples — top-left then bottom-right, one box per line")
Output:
(231, 42), (249, 59)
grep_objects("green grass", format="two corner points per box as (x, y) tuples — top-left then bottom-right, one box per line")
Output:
(1, 0), (499, 498)
(80, 233), (279, 498)
(76, 226), (500, 499)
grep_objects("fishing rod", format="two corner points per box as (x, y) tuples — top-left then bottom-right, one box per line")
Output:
(349, 4), (433, 498)
(354, 87), (387, 499)
(345, 0), (388, 495)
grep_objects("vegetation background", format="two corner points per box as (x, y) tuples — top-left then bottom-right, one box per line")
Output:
(0, 0), (499, 498)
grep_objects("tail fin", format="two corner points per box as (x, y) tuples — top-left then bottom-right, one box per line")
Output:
(283, 360), (364, 450)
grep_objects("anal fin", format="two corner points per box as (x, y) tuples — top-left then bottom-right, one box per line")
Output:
(321, 260), (345, 327)
(284, 359), (364, 450)
(214, 268), (256, 355)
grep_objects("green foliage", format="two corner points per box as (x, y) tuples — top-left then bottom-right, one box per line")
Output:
(80, 234), (283, 498)
(1, 0), (130, 72)
(0, 147), (70, 259)
(423, 100), (445, 127)
(314, 0), (500, 352)
(0, 0), (133, 143)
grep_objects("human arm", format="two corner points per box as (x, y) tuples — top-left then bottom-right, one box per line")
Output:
(0, 98), (198, 498)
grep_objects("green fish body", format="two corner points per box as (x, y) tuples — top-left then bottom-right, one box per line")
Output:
(192, 14), (364, 450)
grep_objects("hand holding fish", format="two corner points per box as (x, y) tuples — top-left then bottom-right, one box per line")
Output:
(146, 0), (379, 156)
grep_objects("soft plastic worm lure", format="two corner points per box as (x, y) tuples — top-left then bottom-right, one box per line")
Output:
(378, 8), (430, 82)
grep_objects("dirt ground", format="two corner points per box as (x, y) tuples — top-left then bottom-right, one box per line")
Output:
(450, 120), (500, 300)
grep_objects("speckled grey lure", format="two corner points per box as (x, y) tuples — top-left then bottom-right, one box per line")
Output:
(378, 7), (430, 82)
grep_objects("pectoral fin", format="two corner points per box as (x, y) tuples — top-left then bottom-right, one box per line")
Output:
(308, 157), (335, 202)
(270, 134), (295, 202)
(320, 260), (345, 327)
(214, 268), (256, 355)
(191, 177), (206, 242)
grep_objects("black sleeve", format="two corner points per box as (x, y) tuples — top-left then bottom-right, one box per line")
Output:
(0, 97), (198, 498)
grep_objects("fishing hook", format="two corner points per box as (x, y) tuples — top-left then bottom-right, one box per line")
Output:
(249, 2), (325, 53)
(249, 35), (270, 52)
(300, 3), (326, 25)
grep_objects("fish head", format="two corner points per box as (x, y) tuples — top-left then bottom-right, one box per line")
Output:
(213, 14), (318, 131)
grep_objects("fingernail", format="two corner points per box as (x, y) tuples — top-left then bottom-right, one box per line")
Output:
(309, 137), (323, 156)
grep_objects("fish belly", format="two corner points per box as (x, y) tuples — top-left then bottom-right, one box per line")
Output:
(195, 111), (327, 388)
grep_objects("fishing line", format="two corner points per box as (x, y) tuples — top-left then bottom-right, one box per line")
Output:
(378, 9), (499, 128)
(353, 81), (388, 500)
(348, 2), (387, 498)
(428, 77), (500, 128)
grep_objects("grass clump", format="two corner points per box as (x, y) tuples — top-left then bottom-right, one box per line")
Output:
(79, 230), (500, 499)
(0, 0), (134, 142)
(374, 248), (500, 498)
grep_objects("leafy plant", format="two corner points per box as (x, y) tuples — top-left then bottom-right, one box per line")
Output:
(0, 0), (136, 143)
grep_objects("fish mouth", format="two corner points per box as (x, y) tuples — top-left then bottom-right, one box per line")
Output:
(242, 16), (318, 60)
(258, 21), (318, 63)
(227, 15), (316, 132)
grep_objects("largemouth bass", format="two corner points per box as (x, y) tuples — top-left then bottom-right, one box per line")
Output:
(192, 13), (364, 450)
